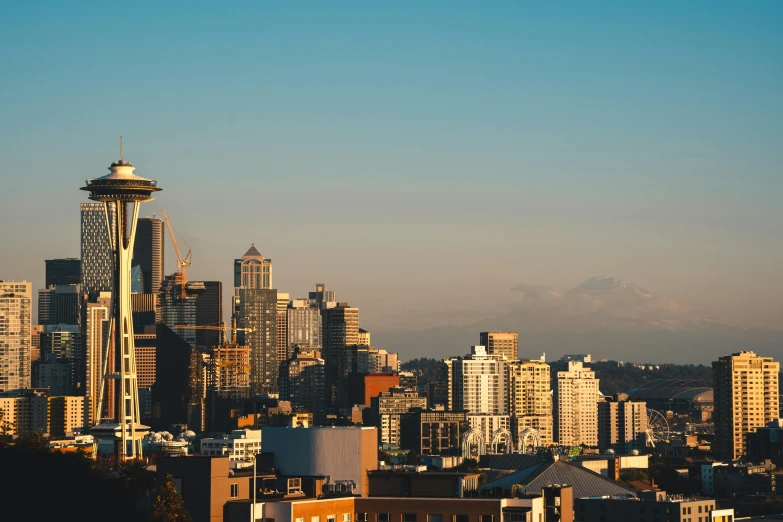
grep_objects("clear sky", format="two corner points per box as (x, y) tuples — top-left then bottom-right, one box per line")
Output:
(1, 2), (781, 353)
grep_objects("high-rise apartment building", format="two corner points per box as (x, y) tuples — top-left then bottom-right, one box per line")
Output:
(554, 360), (600, 447)
(370, 387), (427, 445)
(287, 299), (322, 350)
(45, 258), (81, 287)
(84, 292), (110, 422)
(0, 281), (32, 392)
(276, 292), (289, 362)
(234, 288), (278, 395)
(479, 331), (519, 361)
(597, 395), (647, 452)
(80, 202), (115, 298)
(132, 217), (164, 295)
(713, 351), (780, 460)
(322, 303), (359, 407)
(358, 328), (371, 346)
(508, 357), (553, 446)
(38, 284), (81, 326)
(447, 345), (508, 415)
(234, 244), (272, 290)
(278, 349), (326, 420)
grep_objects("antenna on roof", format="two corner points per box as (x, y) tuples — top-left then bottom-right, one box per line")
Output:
(120, 134), (123, 162)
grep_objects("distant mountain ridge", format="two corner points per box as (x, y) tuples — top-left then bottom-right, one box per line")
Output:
(373, 276), (783, 364)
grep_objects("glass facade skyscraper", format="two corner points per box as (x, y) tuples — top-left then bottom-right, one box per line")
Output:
(80, 202), (115, 299)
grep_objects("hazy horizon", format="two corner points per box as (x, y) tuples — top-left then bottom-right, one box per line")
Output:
(2, 3), (781, 365)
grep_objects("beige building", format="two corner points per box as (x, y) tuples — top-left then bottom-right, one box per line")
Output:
(554, 360), (600, 447)
(0, 391), (90, 438)
(597, 396), (647, 452)
(508, 357), (553, 446)
(358, 328), (371, 346)
(0, 281), (32, 392)
(84, 291), (111, 422)
(372, 387), (427, 445)
(479, 331), (518, 361)
(277, 292), (290, 362)
(713, 351), (780, 460)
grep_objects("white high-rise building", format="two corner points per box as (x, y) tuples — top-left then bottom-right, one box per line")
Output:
(509, 357), (553, 446)
(287, 299), (322, 350)
(447, 345), (508, 415)
(0, 281), (32, 392)
(554, 360), (600, 447)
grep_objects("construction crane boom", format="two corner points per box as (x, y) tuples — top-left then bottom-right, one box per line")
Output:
(171, 319), (253, 345)
(160, 208), (192, 299)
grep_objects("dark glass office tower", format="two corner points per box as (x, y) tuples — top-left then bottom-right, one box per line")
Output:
(133, 217), (164, 294)
(234, 288), (278, 395)
(45, 258), (81, 287)
(196, 281), (223, 350)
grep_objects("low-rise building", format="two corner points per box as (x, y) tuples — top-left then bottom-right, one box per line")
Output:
(574, 490), (722, 522)
(199, 429), (262, 461)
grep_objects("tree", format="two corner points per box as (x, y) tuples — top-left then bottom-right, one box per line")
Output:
(151, 473), (192, 522)
(119, 459), (157, 511)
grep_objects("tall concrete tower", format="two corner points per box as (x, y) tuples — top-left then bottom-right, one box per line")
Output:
(81, 139), (161, 461)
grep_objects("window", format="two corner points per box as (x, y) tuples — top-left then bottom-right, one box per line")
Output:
(230, 483), (239, 498)
(344, 515), (352, 522)
(297, 519), (305, 522)
(328, 516), (336, 522)
(428, 516), (442, 522)
(480, 516), (493, 522)
(313, 517), (321, 522)
(454, 516), (469, 522)
(404, 515), (417, 522)
(357, 515), (369, 522)
(378, 514), (391, 522)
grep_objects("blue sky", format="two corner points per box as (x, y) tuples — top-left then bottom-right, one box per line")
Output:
(1, 2), (781, 342)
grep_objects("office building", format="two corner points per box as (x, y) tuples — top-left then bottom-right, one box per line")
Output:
(30, 324), (43, 363)
(554, 360), (600, 447)
(598, 394), (647, 452)
(358, 328), (371, 345)
(0, 281), (32, 392)
(131, 292), (157, 332)
(287, 299), (322, 350)
(278, 349), (325, 411)
(195, 281), (222, 350)
(80, 202), (115, 298)
(132, 216), (164, 294)
(45, 258), (81, 287)
(322, 303), (359, 406)
(37, 353), (73, 395)
(158, 274), (201, 348)
(234, 288), (278, 394)
(276, 291), (289, 362)
(234, 244), (272, 290)
(370, 387), (427, 445)
(400, 409), (469, 456)
(84, 292), (110, 423)
(508, 357), (553, 446)
(38, 284), (81, 326)
(447, 345), (508, 415)
(309, 283), (336, 310)
(199, 428), (262, 460)
(713, 351), (780, 460)
(479, 331), (518, 361)
(346, 345), (400, 374)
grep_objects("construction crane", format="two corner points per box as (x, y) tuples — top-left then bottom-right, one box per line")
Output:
(172, 319), (253, 345)
(160, 208), (192, 299)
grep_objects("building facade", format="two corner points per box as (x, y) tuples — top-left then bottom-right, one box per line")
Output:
(554, 360), (600, 447)
(234, 288), (278, 395)
(508, 358), (553, 446)
(447, 346), (508, 415)
(45, 258), (81, 287)
(80, 202), (115, 298)
(0, 281), (32, 392)
(713, 351), (780, 460)
(287, 299), (323, 350)
(132, 216), (164, 295)
(597, 396), (647, 452)
(234, 244), (272, 290)
(479, 331), (518, 361)
(322, 303), (360, 407)
(371, 387), (428, 445)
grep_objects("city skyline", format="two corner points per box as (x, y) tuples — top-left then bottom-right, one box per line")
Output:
(1, 3), (781, 364)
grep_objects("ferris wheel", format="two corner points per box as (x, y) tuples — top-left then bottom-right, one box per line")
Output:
(645, 409), (670, 448)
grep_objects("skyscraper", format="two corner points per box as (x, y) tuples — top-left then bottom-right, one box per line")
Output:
(713, 351), (780, 460)
(309, 283), (336, 310)
(554, 360), (600, 447)
(132, 217), (164, 294)
(195, 281), (223, 350)
(508, 357), (553, 446)
(276, 291), (289, 362)
(597, 394), (647, 452)
(38, 284), (81, 326)
(287, 299), (322, 350)
(80, 202), (115, 299)
(234, 288), (278, 395)
(0, 281), (32, 392)
(234, 244), (272, 290)
(322, 303), (359, 406)
(84, 292), (111, 423)
(45, 258), (81, 287)
(40, 324), (81, 394)
(447, 345), (508, 415)
(479, 331), (519, 361)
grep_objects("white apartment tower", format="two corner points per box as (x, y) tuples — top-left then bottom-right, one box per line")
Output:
(554, 360), (600, 447)
(0, 281), (32, 392)
(447, 345), (508, 415)
(509, 357), (553, 446)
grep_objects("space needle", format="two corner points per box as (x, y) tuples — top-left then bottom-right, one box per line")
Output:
(82, 136), (161, 461)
